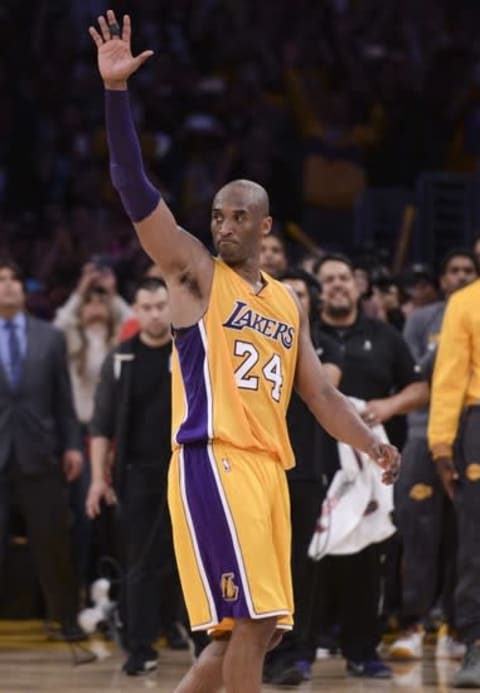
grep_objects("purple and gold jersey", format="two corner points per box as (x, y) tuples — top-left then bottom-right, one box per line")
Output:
(171, 258), (300, 468)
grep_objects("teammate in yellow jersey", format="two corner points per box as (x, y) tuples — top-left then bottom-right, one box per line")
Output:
(90, 11), (400, 693)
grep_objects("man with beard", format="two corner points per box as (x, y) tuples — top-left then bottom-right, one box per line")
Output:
(311, 253), (429, 679)
(86, 277), (186, 675)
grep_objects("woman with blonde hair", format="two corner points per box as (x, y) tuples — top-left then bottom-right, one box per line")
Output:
(54, 260), (131, 589)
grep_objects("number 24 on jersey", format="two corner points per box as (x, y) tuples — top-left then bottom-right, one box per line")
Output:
(233, 340), (283, 402)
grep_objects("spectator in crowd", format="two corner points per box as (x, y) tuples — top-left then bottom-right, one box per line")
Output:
(400, 263), (439, 318)
(54, 259), (131, 582)
(391, 249), (478, 661)
(118, 263), (164, 342)
(53, 265), (120, 588)
(259, 229), (289, 278)
(86, 277), (188, 676)
(428, 274), (480, 688)
(0, 258), (84, 641)
(369, 269), (406, 331)
(55, 259), (131, 338)
(264, 267), (343, 686)
(309, 253), (428, 679)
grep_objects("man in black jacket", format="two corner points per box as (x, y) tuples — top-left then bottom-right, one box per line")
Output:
(312, 253), (428, 679)
(0, 259), (83, 639)
(263, 268), (344, 686)
(86, 276), (185, 675)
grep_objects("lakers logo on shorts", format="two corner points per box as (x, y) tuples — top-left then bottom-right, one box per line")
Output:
(221, 573), (239, 602)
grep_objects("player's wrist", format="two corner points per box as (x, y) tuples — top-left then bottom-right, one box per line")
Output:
(104, 80), (128, 91)
(365, 436), (383, 458)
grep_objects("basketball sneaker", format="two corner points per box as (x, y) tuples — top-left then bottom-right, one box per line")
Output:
(436, 624), (466, 660)
(388, 625), (424, 660)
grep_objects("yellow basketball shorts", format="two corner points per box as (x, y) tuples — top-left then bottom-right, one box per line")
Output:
(167, 441), (293, 635)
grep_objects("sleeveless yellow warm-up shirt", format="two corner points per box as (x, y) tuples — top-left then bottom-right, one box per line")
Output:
(171, 258), (300, 469)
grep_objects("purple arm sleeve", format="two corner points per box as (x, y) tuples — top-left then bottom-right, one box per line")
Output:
(105, 90), (161, 223)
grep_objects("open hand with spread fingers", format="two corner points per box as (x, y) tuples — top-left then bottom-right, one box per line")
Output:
(368, 440), (400, 485)
(88, 9), (154, 87)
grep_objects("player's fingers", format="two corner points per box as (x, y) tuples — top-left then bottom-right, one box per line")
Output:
(105, 488), (116, 506)
(89, 26), (104, 47)
(106, 8), (122, 40)
(122, 14), (131, 44)
(133, 50), (154, 70)
(85, 497), (95, 518)
(375, 454), (388, 469)
(97, 15), (111, 43)
(106, 8), (118, 26)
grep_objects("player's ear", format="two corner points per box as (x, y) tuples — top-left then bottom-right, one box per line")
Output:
(260, 216), (273, 237)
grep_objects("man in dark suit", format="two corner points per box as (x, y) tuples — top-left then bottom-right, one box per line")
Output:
(0, 258), (84, 639)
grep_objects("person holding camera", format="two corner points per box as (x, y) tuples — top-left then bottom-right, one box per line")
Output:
(54, 259), (131, 587)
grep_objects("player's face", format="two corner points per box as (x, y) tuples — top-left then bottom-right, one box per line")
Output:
(316, 260), (359, 319)
(440, 256), (477, 297)
(134, 287), (171, 340)
(282, 278), (311, 315)
(0, 268), (25, 315)
(211, 191), (271, 265)
(260, 236), (287, 277)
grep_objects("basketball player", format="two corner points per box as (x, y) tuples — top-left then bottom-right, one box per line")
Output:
(89, 11), (400, 692)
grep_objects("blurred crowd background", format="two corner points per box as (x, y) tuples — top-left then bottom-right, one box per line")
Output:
(2, 0), (480, 316)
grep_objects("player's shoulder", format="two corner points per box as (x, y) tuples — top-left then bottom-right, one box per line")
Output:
(449, 278), (480, 307)
(268, 275), (300, 316)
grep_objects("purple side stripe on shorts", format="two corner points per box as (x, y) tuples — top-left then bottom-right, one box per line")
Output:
(182, 445), (251, 620)
(175, 323), (210, 444)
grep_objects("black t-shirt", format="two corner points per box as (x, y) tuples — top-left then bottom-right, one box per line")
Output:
(287, 329), (344, 481)
(126, 340), (172, 465)
(319, 313), (422, 448)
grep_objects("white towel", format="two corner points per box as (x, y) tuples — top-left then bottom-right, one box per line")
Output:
(308, 397), (396, 560)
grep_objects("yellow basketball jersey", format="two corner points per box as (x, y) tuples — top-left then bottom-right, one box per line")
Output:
(171, 258), (299, 468)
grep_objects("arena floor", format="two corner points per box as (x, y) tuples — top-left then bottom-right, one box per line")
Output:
(0, 620), (462, 691)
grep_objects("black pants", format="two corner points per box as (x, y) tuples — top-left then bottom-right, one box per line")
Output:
(395, 436), (457, 627)
(267, 478), (324, 667)
(0, 462), (79, 625)
(453, 407), (480, 643)
(118, 464), (183, 654)
(313, 544), (383, 662)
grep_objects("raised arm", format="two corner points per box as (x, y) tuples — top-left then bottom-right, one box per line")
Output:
(293, 298), (399, 482)
(89, 10), (213, 325)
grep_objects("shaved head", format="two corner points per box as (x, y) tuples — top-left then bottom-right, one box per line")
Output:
(214, 179), (270, 217)
(211, 179), (272, 266)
